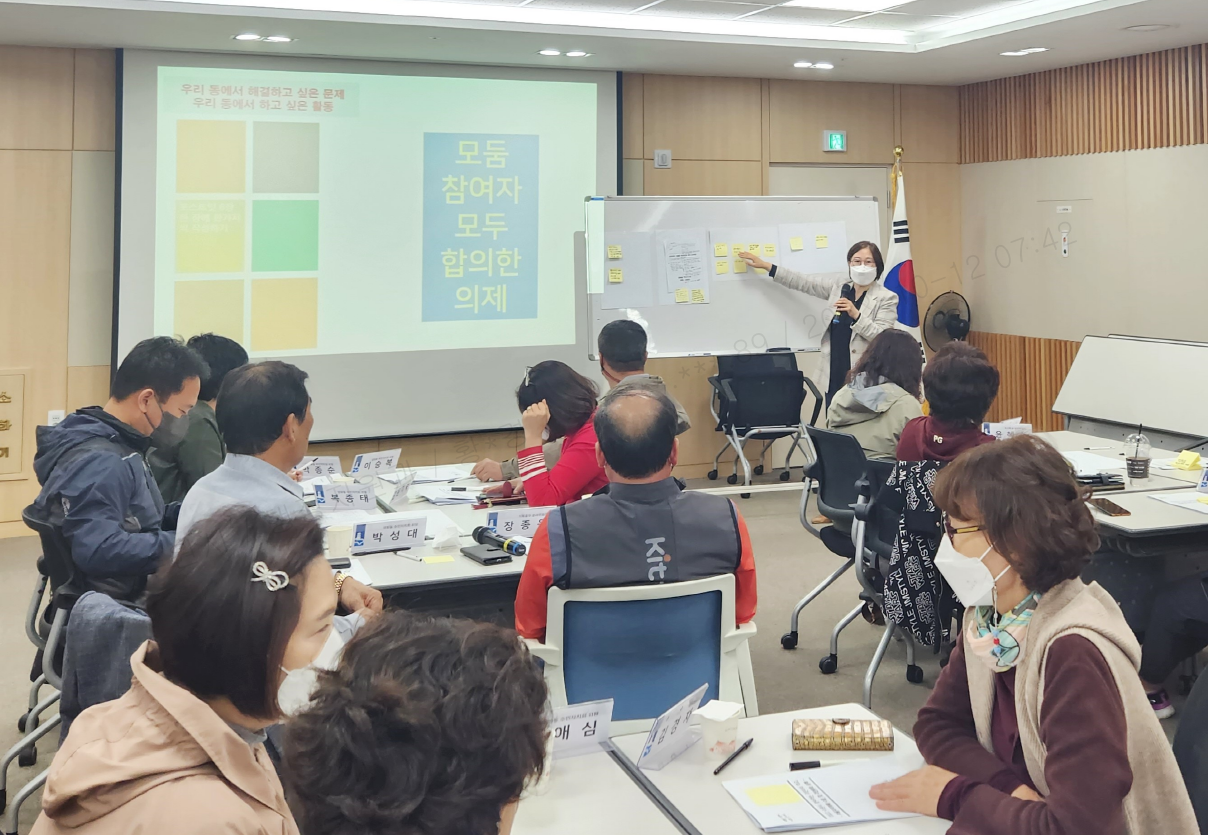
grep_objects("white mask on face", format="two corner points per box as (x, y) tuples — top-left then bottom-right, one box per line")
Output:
(850, 265), (877, 286)
(277, 628), (345, 717)
(934, 536), (1012, 608)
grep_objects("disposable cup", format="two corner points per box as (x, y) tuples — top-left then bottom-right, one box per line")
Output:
(326, 526), (354, 557)
(693, 699), (744, 758)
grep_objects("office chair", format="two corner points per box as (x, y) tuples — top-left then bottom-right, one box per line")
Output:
(706, 351), (823, 489)
(781, 426), (872, 653)
(525, 574), (758, 735)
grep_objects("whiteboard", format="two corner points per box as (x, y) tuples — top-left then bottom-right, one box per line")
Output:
(584, 196), (881, 358)
(1052, 335), (1208, 437)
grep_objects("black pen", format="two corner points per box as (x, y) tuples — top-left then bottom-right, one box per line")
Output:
(450, 487), (468, 491)
(713, 738), (754, 776)
(790, 760), (822, 771)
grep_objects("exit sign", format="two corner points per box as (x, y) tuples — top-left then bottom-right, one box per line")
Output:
(822, 130), (847, 153)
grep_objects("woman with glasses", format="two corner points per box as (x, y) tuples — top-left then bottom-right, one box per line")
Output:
(739, 241), (899, 405)
(870, 435), (1197, 835)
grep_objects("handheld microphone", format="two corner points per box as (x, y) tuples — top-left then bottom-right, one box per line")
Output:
(472, 526), (527, 556)
(833, 283), (855, 324)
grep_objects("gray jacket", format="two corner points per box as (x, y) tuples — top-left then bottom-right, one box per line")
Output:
(501, 374), (691, 480)
(825, 374), (923, 461)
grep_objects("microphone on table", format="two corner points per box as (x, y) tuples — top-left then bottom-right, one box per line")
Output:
(472, 526), (528, 557)
(833, 283), (855, 324)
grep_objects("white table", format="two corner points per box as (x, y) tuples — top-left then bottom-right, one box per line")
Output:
(513, 748), (680, 835)
(1037, 430), (1197, 493)
(1088, 488), (1208, 537)
(610, 704), (948, 835)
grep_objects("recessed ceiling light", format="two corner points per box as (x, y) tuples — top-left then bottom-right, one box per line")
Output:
(793, 61), (813, 68)
(565, 50), (590, 57)
(813, 62), (835, 70)
(263, 35), (294, 43)
(1001, 47), (1048, 56)
(538, 48), (561, 56)
(233, 33), (262, 41)
(1125, 24), (1173, 32)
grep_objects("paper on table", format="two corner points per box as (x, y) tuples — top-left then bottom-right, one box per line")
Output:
(1063, 451), (1127, 476)
(415, 485), (477, 505)
(723, 758), (922, 832)
(411, 464), (474, 483)
(346, 558), (374, 586)
(1149, 492), (1208, 515)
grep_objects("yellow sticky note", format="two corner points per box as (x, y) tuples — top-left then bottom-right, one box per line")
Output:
(608, 268), (624, 284)
(691, 288), (706, 304)
(674, 288), (690, 303)
(423, 554), (456, 564)
(748, 243), (761, 255)
(715, 260), (729, 275)
(714, 243), (728, 257)
(790, 236), (804, 251)
(607, 244), (623, 260)
(745, 783), (802, 807)
(816, 235), (829, 248)
(1173, 451), (1203, 470)
(733, 259), (748, 274)
(1198, 496), (1208, 505)
(731, 244), (745, 256)
(764, 243), (777, 257)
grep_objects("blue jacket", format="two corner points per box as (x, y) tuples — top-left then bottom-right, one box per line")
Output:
(33, 407), (175, 601)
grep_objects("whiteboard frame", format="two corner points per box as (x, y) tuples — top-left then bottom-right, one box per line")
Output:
(584, 195), (881, 360)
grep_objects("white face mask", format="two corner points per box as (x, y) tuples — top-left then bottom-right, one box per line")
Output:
(850, 265), (877, 286)
(277, 628), (345, 717)
(934, 536), (1012, 608)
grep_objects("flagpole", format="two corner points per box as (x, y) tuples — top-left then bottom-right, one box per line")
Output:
(890, 144), (903, 209)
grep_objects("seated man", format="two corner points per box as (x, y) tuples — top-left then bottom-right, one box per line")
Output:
(515, 388), (755, 641)
(474, 319), (691, 482)
(149, 333), (248, 503)
(32, 336), (206, 601)
(177, 360), (381, 621)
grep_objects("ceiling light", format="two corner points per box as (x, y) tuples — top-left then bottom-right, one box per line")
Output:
(1125, 24), (1173, 32)
(780, 0), (900, 10)
(233, 33), (262, 41)
(538, 48), (562, 56)
(794, 61), (813, 68)
(263, 35), (294, 43)
(1001, 47), (1047, 56)
(565, 50), (590, 57)
(813, 62), (834, 70)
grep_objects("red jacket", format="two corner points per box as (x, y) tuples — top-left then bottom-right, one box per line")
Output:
(515, 506), (758, 641)
(516, 418), (608, 507)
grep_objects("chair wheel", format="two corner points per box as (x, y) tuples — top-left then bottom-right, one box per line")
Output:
(781, 632), (798, 649)
(753, 465), (764, 476)
(707, 469), (719, 480)
(18, 745), (36, 768)
(17, 714), (27, 733)
(0, 788), (5, 814)
(740, 493), (751, 499)
(726, 474), (738, 485)
(819, 654), (838, 675)
(779, 470), (791, 481)
(906, 665), (924, 684)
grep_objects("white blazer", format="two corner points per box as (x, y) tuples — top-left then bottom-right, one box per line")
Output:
(772, 266), (900, 391)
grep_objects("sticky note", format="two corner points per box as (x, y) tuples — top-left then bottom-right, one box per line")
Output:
(674, 288), (690, 303)
(1174, 451), (1203, 470)
(745, 783), (802, 807)
(816, 235), (829, 248)
(790, 236), (804, 251)
(764, 243), (777, 257)
(715, 260), (729, 274)
(748, 243), (761, 255)
(607, 244), (623, 260)
(714, 243), (728, 257)
(423, 554), (456, 564)
(733, 259), (748, 274)
(691, 288), (706, 304)
(1198, 496), (1208, 505)
(731, 244), (745, 256)
(609, 268), (624, 284)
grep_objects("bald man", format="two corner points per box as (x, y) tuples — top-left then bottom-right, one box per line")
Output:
(515, 389), (757, 641)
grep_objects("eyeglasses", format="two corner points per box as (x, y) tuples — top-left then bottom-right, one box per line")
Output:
(944, 521), (984, 544)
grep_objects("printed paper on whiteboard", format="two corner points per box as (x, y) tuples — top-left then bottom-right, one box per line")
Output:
(655, 229), (710, 306)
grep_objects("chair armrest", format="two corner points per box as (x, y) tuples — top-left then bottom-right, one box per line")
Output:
(799, 479), (821, 540)
(708, 375), (738, 406)
(804, 377), (824, 427)
(523, 637), (562, 666)
(721, 620), (758, 651)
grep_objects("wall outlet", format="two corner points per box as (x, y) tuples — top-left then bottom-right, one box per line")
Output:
(47, 409), (66, 426)
(653, 149), (672, 169)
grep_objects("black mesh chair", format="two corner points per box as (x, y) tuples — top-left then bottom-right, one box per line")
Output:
(781, 426), (872, 653)
(707, 350), (823, 488)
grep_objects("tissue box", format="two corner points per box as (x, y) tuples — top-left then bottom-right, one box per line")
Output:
(791, 718), (895, 751)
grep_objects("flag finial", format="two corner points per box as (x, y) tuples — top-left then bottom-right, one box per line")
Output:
(894, 145), (903, 160)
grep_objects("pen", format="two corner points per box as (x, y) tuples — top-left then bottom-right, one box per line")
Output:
(790, 761), (822, 771)
(1083, 446), (1110, 450)
(397, 551), (423, 562)
(713, 738), (754, 776)
(450, 487), (468, 491)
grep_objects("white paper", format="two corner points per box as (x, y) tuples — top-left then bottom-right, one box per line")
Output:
(389, 472), (417, 506)
(488, 506), (553, 537)
(1063, 451), (1128, 476)
(1149, 492), (1208, 515)
(346, 558), (374, 587)
(300, 475), (331, 497)
(415, 485), (477, 505)
(1153, 457), (1208, 471)
(654, 229), (710, 306)
(412, 464), (474, 483)
(636, 683), (709, 770)
(349, 448), (401, 476)
(316, 509), (378, 528)
(601, 231), (657, 311)
(776, 222), (850, 278)
(352, 513), (428, 555)
(550, 699), (614, 759)
(723, 758), (922, 832)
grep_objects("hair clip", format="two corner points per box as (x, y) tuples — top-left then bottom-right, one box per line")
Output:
(251, 561), (289, 592)
(523, 366), (532, 387)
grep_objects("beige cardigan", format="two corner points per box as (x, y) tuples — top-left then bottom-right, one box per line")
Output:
(964, 578), (1198, 835)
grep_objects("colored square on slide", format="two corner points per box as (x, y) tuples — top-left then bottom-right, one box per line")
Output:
(176, 200), (245, 273)
(250, 278), (318, 351)
(253, 122), (320, 193)
(176, 121), (246, 194)
(173, 280), (245, 342)
(252, 201), (319, 271)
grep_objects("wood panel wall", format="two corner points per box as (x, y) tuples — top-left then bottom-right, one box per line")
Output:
(961, 43), (1208, 163)
(967, 332), (1080, 431)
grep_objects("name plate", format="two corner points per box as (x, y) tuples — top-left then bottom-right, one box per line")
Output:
(313, 483), (375, 512)
(300, 455), (343, 478)
(349, 448), (401, 475)
(551, 699), (614, 759)
(352, 514), (427, 555)
(487, 506), (553, 536)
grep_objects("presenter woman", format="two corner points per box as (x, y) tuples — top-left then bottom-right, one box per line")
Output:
(739, 241), (898, 406)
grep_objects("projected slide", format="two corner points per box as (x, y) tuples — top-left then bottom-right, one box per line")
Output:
(154, 66), (596, 356)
